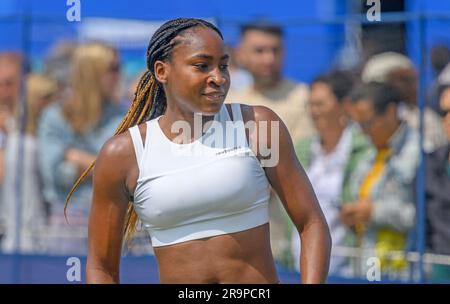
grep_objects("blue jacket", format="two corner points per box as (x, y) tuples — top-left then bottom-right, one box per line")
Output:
(37, 102), (125, 206)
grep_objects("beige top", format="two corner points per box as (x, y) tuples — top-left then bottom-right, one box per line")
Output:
(226, 79), (316, 143)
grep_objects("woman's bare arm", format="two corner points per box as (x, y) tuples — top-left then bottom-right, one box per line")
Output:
(247, 105), (331, 283)
(86, 134), (133, 283)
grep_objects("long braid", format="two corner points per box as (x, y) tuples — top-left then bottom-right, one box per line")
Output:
(65, 18), (223, 243)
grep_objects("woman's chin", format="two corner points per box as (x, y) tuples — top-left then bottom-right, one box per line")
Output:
(199, 102), (224, 115)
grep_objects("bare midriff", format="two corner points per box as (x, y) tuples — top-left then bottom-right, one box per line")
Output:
(153, 223), (279, 283)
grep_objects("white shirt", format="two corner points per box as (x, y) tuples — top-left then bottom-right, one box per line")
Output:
(292, 126), (352, 276)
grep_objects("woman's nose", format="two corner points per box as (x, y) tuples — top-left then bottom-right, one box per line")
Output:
(209, 69), (226, 86)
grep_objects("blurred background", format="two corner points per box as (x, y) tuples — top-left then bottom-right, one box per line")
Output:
(1, 0), (450, 283)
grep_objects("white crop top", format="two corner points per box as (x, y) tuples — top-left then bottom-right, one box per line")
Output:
(128, 103), (270, 247)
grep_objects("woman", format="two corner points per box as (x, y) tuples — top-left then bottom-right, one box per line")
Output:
(68, 18), (331, 283)
(38, 42), (125, 255)
(343, 82), (419, 277)
(292, 71), (371, 276)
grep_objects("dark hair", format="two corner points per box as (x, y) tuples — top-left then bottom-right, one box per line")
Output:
(431, 44), (450, 75)
(349, 81), (402, 115)
(437, 84), (450, 101)
(65, 18), (223, 242)
(311, 70), (355, 102)
(240, 19), (283, 37)
(438, 84), (450, 117)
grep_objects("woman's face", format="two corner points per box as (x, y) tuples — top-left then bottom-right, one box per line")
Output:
(350, 99), (395, 149)
(158, 27), (230, 115)
(309, 82), (345, 134)
(100, 55), (121, 101)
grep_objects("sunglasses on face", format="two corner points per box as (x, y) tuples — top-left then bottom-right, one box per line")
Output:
(308, 100), (327, 109)
(108, 63), (121, 73)
(439, 108), (450, 118)
(358, 117), (378, 131)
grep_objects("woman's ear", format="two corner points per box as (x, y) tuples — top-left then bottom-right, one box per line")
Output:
(387, 102), (398, 119)
(342, 97), (354, 118)
(154, 60), (169, 84)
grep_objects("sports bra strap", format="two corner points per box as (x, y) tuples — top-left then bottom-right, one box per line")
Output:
(230, 103), (243, 122)
(230, 103), (249, 147)
(129, 125), (144, 165)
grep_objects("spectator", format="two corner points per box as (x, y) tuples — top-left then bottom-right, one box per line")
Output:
(43, 41), (77, 98)
(225, 44), (253, 91)
(0, 52), (22, 245)
(428, 44), (450, 113)
(37, 42), (125, 254)
(0, 52), (22, 174)
(2, 74), (58, 253)
(426, 85), (450, 282)
(227, 20), (314, 142)
(226, 20), (315, 265)
(362, 52), (447, 153)
(292, 71), (372, 276)
(0, 52), (21, 115)
(343, 82), (419, 277)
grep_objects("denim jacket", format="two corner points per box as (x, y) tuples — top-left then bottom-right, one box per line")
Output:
(347, 122), (420, 248)
(37, 102), (125, 207)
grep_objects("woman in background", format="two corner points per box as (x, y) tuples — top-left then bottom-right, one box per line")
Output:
(292, 71), (372, 276)
(38, 42), (125, 255)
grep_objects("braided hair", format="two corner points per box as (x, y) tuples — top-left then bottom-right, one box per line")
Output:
(65, 18), (223, 242)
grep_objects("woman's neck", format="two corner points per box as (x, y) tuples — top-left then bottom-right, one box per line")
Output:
(319, 124), (346, 154)
(159, 107), (216, 143)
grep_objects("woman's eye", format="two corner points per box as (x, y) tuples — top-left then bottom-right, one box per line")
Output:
(220, 64), (229, 70)
(194, 63), (208, 70)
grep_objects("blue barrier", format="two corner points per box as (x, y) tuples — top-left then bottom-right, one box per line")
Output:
(0, 253), (300, 284)
(0, 253), (409, 284)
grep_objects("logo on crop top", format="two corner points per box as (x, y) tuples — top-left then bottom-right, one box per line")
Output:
(166, 113), (280, 167)
(215, 146), (243, 156)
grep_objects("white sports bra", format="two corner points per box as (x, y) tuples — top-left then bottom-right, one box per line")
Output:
(128, 103), (270, 247)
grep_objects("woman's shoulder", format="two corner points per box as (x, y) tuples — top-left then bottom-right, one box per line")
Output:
(236, 103), (282, 124)
(236, 104), (291, 159)
(38, 102), (72, 135)
(41, 102), (64, 121)
(97, 129), (137, 167)
(348, 123), (372, 151)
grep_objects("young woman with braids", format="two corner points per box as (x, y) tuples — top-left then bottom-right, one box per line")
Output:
(67, 18), (331, 283)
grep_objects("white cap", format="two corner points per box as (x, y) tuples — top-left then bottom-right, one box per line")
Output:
(362, 52), (414, 83)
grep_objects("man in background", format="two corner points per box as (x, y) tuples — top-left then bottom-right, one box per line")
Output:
(227, 20), (314, 142)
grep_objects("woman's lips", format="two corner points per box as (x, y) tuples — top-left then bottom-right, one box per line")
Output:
(202, 93), (225, 102)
